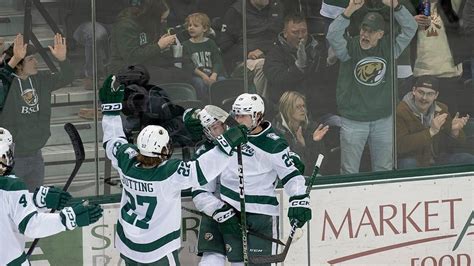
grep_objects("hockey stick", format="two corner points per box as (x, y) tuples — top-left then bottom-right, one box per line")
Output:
(204, 105), (250, 265)
(181, 206), (285, 246)
(248, 154), (324, 264)
(27, 123), (85, 257)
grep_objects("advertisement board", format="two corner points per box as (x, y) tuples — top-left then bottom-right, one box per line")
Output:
(285, 174), (474, 265)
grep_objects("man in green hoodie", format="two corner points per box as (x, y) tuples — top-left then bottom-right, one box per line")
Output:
(0, 33), (73, 191)
(326, 0), (417, 174)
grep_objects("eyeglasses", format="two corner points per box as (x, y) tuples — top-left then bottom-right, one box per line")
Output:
(415, 89), (437, 98)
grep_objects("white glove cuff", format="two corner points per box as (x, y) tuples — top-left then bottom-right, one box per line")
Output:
(213, 208), (236, 223)
(34, 186), (49, 208)
(289, 197), (311, 209)
(61, 207), (77, 230)
(101, 103), (122, 112)
(215, 135), (233, 155)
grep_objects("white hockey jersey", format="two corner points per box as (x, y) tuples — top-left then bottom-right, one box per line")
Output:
(0, 175), (66, 265)
(193, 121), (307, 216)
(102, 115), (232, 263)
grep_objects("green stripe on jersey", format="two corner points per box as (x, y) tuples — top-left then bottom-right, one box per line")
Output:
(0, 176), (28, 191)
(220, 185), (279, 206)
(18, 211), (37, 234)
(248, 122), (289, 154)
(281, 170), (300, 186)
(7, 252), (27, 266)
(195, 160), (207, 186)
(117, 222), (181, 252)
(192, 189), (206, 198)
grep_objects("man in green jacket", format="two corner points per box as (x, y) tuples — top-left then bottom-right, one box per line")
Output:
(326, 0), (417, 174)
(0, 33), (73, 191)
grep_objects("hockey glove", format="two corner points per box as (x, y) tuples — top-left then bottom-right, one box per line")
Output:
(33, 186), (72, 210)
(60, 202), (103, 230)
(183, 108), (203, 141)
(99, 75), (124, 115)
(288, 194), (311, 228)
(214, 125), (248, 155)
(289, 151), (305, 174)
(213, 204), (241, 235)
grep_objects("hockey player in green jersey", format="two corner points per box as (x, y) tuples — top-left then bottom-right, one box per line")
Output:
(99, 75), (248, 265)
(0, 128), (103, 265)
(189, 93), (311, 265)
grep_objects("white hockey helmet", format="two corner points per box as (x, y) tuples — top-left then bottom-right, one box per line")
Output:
(0, 127), (13, 146)
(198, 106), (227, 140)
(232, 93), (265, 130)
(137, 125), (172, 158)
(0, 143), (14, 176)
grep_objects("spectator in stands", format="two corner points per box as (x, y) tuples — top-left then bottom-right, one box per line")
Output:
(413, 0), (472, 114)
(342, 0), (417, 99)
(218, 0), (283, 94)
(71, 0), (128, 90)
(183, 13), (226, 100)
(397, 76), (474, 169)
(263, 13), (327, 117)
(273, 91), (329, 175)
(167, 0), (198, 27)
(462, 0), (474, 83)
(109, 0), (191, 84)
(326, 0), (417, 174)
(0, 33), (73, 191)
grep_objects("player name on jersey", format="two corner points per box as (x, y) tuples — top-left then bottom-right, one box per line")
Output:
(121, 176), (154, 193)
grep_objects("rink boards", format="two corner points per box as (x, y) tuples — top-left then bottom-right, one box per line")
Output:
(28, 171), (473, 265)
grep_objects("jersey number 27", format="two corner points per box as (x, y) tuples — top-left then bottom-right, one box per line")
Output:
(121, 190), (157, 229)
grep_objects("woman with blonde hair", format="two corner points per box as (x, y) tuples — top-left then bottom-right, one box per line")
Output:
(273, 91), (329, 174)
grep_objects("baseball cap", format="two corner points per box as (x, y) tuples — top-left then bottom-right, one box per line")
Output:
(414, 76), (440, 91)
(361, 12), (385, 31)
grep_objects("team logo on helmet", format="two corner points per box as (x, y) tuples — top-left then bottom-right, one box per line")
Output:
(21, 88), (38, 106)
(204, 232), (214, 241)
(354, 57), (386, 86)
(225, 244), (232, 253)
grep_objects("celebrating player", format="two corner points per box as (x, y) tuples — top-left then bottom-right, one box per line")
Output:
(99, 75), (248, 265)
(0, 128), (103, 265)
(188, 94), (311, 265)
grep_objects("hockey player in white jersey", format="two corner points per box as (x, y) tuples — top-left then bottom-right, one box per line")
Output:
(190, 94), (311, 265)
(99, 75), (248, 265)
(0, 129), (103, 265)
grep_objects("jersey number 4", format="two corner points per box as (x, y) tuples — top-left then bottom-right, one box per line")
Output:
(121, 190), (157, 229)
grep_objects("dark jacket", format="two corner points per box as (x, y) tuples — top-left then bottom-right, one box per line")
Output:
(397, 97), (466, 167)
(273, 113), (325, 175)
(0, 61), (74, 156)
(263, 33), (326, 104)
(109, 14), (173, 73)
(218, 0), (283, 70)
